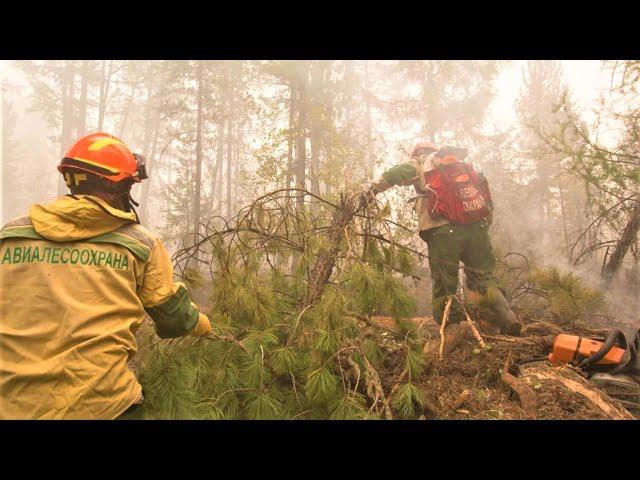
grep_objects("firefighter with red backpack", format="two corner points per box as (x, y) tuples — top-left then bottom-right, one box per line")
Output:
(361, 142), (522, 353)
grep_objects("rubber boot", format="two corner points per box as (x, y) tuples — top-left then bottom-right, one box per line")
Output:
(486, 287), (521, 336)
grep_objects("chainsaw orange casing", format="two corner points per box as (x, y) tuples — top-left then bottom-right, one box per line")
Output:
(548, 334), (626, 366)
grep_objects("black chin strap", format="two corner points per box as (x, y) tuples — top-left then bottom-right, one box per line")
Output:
(122, 191), (141, 224)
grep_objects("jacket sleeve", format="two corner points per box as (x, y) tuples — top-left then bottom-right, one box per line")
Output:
(137, 239), (212, 339)
(371, 159), (421, 193)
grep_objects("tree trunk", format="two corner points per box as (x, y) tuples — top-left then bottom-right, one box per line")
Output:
(138, 62), (168, 225)
(364, 60), (373, 183)
(226, 102), (233, 219)
(210, 118), (225, 212)
(118, 85), (135, 138)
(234, 122), (242, 210)
(77, 60), (89, 136)
(324, 76), (334, 197)
(216, 71), (229, 214)
(286, 83), (296, 191)
(601, 201), (640, 289)
(294, 66), (307, 210)
(216, 117), (226, 213)
(142, 65), (155, 161)
(305, 193), (358, 306)
(98, 61), (113, 131)
(193, 61), (204, 237)
(342, 61), (355, 186)
(309, 62), (322, 200)
(138, 113), (160, 225)
(558, 174), (570, 259)
(58, 61), (75, 196)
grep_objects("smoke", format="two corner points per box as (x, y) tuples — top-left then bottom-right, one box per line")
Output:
(3, 60), (636, 331)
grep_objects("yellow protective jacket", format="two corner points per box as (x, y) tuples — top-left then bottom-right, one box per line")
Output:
(0, 195), (211, 420)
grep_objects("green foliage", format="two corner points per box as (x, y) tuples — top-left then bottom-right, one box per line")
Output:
(329, 394), (369, 420)
(139, 343), (200, 419)
(344, 262), (385, 314)
(305, 367), (339, 403)
(245, 392), (283, 420)
(271, 346), (300, 375)
(391, 383), (424, 419)
(530, 266), (606, 322)
(405, 347), (426, 379)
(140, 186), (425, 419)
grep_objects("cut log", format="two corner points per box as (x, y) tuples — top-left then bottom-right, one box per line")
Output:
(501, 358), (538, 418)
(527, 369), (635, 420)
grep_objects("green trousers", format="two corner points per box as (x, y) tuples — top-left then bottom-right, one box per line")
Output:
(420, 220), (500, 325)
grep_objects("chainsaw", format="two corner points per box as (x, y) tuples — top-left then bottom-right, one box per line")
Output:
(547, 328), (640, 414)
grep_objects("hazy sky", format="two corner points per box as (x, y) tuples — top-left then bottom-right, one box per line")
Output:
(0, 59), (613, 119)
(0, 60), (625, 228)
(487, 60), (612, 128)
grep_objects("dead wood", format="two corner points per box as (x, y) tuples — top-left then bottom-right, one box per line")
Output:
(501, 356), (539, 418)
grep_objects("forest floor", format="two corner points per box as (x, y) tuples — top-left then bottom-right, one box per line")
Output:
(365, 315), (638, 420)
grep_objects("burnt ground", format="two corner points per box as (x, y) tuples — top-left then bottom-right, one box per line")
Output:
(367, 315), (637, 420)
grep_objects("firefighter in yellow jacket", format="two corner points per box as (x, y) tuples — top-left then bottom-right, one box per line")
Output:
(0, 132), (212, 420)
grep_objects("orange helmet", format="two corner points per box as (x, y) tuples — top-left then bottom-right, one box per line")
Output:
(58, 132), (147, 184)
(410, 141), (441, 158)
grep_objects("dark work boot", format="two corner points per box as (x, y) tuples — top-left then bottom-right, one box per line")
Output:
(495, 308), (521, 336)
(486, 287), (522, 336)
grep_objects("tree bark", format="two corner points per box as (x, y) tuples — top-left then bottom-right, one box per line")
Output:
(216, 116), (226, 213)
(294, 65), (308, 210)
(118, 84), (135, 139)
(58, 61), (75, 196)
(364, 60), (373, 183)
(234, 121), (242, 209)
(309, 62), (323, 201)
(305, 193), (358, 306)
(98, 61), (113, 132)
(209, 118), (225, 212)
(286, 83), (297, 192)
(601, 201), (640, 289)
(138, 113), (160, 224)
(226, 103), (233, 219)
(77, 60), (89, 136)
(193, 61), (204, 237)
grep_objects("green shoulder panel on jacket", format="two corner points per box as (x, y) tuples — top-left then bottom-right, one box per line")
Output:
(116, 223), (156, 250)
(381, 162), (419, 186)
(144, 284), (200, 338)
(0, 219), (153, 263)
(89, 223), (156, 262)
(88, 232), (152, 262)
(2, 216), (33, 229)
(0, 225), (45, 241)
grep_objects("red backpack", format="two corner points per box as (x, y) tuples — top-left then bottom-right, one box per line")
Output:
(423, 160), (492, 225)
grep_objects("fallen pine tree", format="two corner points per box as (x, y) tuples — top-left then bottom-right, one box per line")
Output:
(133, 189), (637, 420)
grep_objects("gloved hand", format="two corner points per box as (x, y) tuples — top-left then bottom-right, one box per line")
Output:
(358, 188), (377, 209)
(189, 313), (212, 337)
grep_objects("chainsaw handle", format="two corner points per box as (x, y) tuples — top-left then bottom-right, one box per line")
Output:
(579, 329), (627, 370)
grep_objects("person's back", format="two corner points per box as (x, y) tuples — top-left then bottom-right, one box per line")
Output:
(361, 142), (521, 345)
(0, 133), (211, 419)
